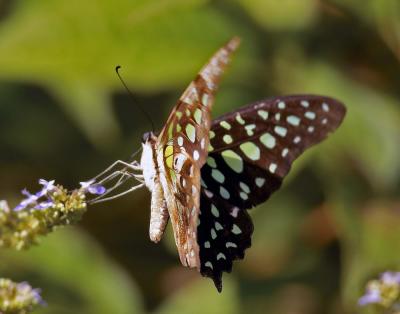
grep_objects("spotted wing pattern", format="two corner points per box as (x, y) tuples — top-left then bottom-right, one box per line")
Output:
(156, 37), (241, 268)
(198, 95), (346, 291)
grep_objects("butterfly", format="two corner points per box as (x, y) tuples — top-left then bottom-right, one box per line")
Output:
(139, 37), (346, 292)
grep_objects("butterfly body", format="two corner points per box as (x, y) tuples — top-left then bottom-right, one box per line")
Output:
(138, 37), (346, 291)
(140, 132), (169, 243)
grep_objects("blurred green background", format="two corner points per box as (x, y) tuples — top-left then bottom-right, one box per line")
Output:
(0, 0), (400, 313)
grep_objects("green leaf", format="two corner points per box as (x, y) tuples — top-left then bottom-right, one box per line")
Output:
(0, 0), (248, 146)
(156, 276), (240, 314)
(235, 0), (318, 31)
(0, 228), (144, 314)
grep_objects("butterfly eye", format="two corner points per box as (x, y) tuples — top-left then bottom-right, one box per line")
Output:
(142, 132), (152, 143)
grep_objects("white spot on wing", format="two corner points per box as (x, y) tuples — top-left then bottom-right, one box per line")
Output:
(230, 207), (239, 218)
(217, 253), (226, 260)
(204, 189), (213, 198)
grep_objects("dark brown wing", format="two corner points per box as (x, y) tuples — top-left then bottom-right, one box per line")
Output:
(198, 95), (346, 290)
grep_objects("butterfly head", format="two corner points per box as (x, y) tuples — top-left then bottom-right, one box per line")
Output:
(141, 131), (156, 144)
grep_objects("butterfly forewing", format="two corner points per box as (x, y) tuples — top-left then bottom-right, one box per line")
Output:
(198, 95), (346, 290)
(156, 37), (241, 268)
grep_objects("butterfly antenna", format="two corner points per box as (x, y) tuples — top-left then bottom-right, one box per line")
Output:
(115, 65), (155, 132)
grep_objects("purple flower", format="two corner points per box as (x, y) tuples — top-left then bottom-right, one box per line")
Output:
(36, 179), (56, 197)
(359, 286), (382, 306)
(358, 288), (382, 306)
(88, 185), (106, 195)
(381, 272), (400, 285)
(14, 189), (39, 211)
(34, 200), (54, 210)
(16, 281), (45, 305)
(79, 180), (106, 195)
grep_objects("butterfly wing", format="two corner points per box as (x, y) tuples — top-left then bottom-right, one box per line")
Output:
(198, 95), (346, 291)
(156, 37), (240, 268)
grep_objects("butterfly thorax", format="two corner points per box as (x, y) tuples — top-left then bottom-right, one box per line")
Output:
(140, 132), (158, 192)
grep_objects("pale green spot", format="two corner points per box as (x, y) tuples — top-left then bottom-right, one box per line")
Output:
(240, 182), (250, 193)
(232, 224), (242, 235)
(240, 192), (248, 200)
(226, 242), (237, 248)
(204, 241), (211, 248)
(208, 143), (214, 152)
(275, 113), (281, 121)
(223, 134), (233, 144)
(301, 100), (310, 108)
(269, 163), (277, 173)
(211, 204), (219, 218)
(215, 222), (223, 231)
(278, 101), (286, 109)
(240, 142), (260, 160)
(236, 113), (245, 125)
(186, 108), (191, 117)
(221, 150), (243, 173)
(201, 179), (207, 188)
(185, 124), (196, 143)
(274, 126), (287, 137)
(209, 130), (215, 139)
(206, 156), (217, 168)
(287, 115), (300, 126)
(260, 133), (276, 149)
(183, 96), (192, 105)
(305, 111), (316, 120)
(255, 177), (265, 187)
(211, 169), (225, 183)
(202, 93), (209, 106)
(194, 108), (202, 124)
(176, 111), (183, 119)
(205, 261), (213, 269)
(220, 186), (230, 199)
(220, 121), (231, 130)
(257, 110), (268, 120)
(177, 136), (184, 146)
(211, 228), (217, 240)
(245, 124), (256, 136)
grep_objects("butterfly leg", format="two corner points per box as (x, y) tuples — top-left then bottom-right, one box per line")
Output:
(90, 183), (145, 204)
(149, 177), (169, 243)
(91, 160), (142, 181)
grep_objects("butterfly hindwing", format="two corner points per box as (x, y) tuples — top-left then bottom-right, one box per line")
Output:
(156, 37), (241, 268)
(198, 95), (346, 290)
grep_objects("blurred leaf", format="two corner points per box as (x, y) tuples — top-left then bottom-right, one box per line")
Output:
(243, 194), (311, 279)
(331, 201), (400, 312)
(155, 276), (240, 314)
(273, 50), (400, 190)
(235, 0), (318, 31)
(333, 0), (400, 62)
(0, 0), (250, 146)
(0, 228), (144, 314)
